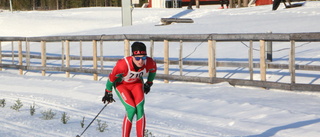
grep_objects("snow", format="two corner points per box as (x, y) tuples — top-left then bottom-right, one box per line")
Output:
(1, 2), (320, 137)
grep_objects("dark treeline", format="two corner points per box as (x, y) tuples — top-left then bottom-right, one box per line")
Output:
(0, 0), (146, 11)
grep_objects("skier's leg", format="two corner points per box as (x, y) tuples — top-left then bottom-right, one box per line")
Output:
(136, 115), (146, 137)
(122, 115), (132, 137)
(132, 83), (145, 137)
(115, 84), (137, 137)
(226, 0), (229, 8)
(282, 0), (288, 7)
(220, 0), (224, 8)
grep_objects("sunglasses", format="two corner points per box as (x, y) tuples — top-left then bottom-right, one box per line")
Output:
(134, 56), (147, 61)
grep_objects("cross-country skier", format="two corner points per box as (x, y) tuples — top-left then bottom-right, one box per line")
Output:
(102, 42), (157, 137)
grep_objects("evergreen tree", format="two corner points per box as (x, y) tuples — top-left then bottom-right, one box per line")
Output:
(0, 0), (122, 10)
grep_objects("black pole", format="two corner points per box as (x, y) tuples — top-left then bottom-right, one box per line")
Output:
(76, 103), (109, 137)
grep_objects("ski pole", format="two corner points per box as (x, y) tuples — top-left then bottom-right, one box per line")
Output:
(76, 103), (109, 137)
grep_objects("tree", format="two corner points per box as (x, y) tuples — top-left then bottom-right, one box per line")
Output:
(0, 0), (122, 10)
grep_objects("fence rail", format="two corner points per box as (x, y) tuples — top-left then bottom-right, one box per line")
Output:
(1, 33), (320, 42)
(1, 33), (320, 91)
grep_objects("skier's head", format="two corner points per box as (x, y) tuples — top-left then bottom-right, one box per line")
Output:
(131, 42), (147, 68)
(131, 42), (147, 56)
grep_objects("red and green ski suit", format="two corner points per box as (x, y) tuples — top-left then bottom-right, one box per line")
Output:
(105, 56), (157, 137)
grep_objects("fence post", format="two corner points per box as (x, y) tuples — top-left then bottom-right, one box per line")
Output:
(290, 40), (296, 84)
(179, 40), (183, 76)
(61, 41), (65, 67)
(65, 40), (70, 78)
(11, 41), (14, 65)
(208, 40), (216, 78)
(260, 40), (266, 81)
(18, 41), (23, 75)
(41, 41), (46, 76)
(124, 39), (130, 57)
(150, 40), (154, 58)
(238, 0), (241, 7)
(100, 40), (104, 70)
(196, 0), (200, 8)
(229, 0), (235, 8)
(249, 40), (253, 80)
(164, 40), (169, 83)
(79, 40), (82, 68)
(26, 41), (30, 67)
(93, 40), (98, 81)
(243, 0), (248, 7)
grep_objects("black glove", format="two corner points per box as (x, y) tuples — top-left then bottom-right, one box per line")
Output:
(102, 91), (115, 104)
(144, 82), (153, 94)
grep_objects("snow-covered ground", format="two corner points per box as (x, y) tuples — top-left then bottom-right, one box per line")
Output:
(1, 2), (320, 137)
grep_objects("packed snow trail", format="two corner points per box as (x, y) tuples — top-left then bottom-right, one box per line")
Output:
(1, 71), (320, 136)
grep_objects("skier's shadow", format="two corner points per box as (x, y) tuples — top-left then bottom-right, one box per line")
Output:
(245, 118), (320, 137)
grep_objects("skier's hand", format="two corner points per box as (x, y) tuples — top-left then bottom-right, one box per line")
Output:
(144, 82), (153, 94)
(102, 90), (115, 104)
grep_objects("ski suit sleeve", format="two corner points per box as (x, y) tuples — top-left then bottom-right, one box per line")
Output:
(146, 58), (157, 82)
(105, 79), (114, 92)
(105, 59), (126, 92)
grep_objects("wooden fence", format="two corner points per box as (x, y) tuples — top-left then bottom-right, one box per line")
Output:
(1, 33), (320, 91)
